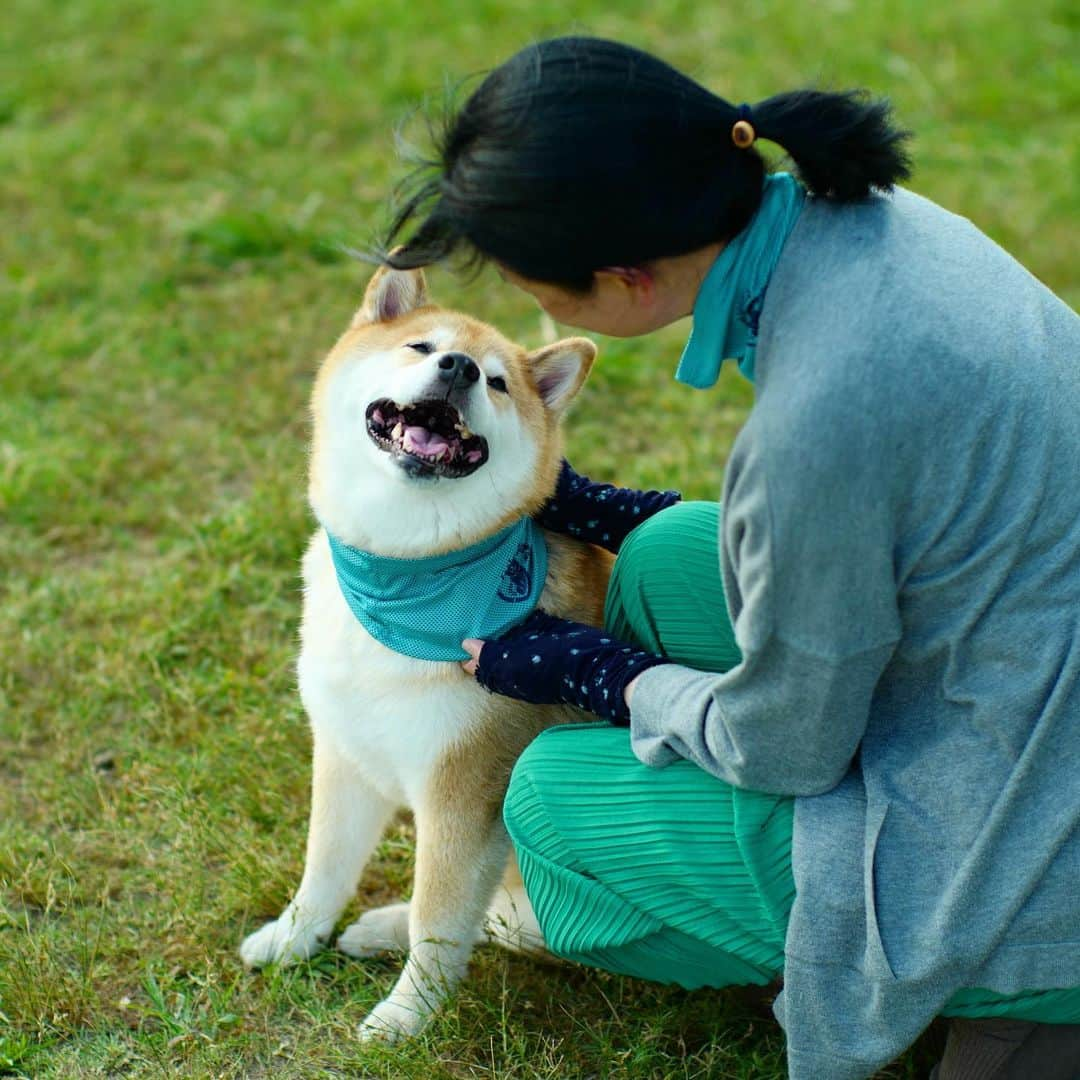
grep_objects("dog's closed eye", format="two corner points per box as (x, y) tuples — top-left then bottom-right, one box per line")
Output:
(407, 341), (434, 355)
(487, 375), (509, 394)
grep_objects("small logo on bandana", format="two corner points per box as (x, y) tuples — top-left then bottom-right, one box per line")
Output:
(497, 542), (534, 602)
(741, 285), (766, 341)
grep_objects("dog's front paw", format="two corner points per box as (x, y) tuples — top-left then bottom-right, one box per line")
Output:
(357, 995), (429, 1042)
(240, 909), (327, 969)
(337, 902), (410, 958)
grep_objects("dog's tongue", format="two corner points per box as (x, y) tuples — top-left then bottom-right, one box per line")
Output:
(402, 424), (450, 458)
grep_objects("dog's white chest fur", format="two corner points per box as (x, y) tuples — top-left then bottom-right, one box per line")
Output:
(298, 531), (492, 807)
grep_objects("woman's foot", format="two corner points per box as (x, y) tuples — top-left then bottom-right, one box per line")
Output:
(931, 1018), (1080, 1079)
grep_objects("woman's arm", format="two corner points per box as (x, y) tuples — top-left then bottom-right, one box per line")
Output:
(628, 392), (903, 795)
(628, 639), (894, 795)
(536, 460), (681, 553)
(463, 609), (669, 724)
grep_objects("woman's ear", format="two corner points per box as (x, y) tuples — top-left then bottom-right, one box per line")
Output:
(353, 266), (429, 326)
(528, 337), (597, 414)
(595, 265), (656, 303)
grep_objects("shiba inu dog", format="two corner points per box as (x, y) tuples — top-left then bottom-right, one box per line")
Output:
(240, 265), (612, 1040)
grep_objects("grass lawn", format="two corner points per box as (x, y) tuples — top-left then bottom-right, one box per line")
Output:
(1, 0), (1076, 1076)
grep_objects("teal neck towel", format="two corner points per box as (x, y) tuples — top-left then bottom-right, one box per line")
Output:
(325, 517), (548, 662)
(675, 172), (806, 387)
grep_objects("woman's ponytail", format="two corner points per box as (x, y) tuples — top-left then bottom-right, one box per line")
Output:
(750, 89), (912, 200)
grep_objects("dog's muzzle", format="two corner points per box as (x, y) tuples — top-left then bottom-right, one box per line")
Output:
(366, 398), (489, 479)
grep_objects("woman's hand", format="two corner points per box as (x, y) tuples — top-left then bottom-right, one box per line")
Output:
(459, 608), (668, 724)
(461, 637), (483, 677)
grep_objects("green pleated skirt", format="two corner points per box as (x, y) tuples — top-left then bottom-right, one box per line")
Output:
(504, 501), (1080, 1023)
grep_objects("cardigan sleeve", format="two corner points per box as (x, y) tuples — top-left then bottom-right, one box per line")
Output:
(628, 405), (902, 795)
(628, 638), (895, 795)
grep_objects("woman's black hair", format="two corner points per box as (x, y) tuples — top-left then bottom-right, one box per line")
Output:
(382, 37), (912, 291)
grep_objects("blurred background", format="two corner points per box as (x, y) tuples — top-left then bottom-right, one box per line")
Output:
(1, 1), (1077, 1076)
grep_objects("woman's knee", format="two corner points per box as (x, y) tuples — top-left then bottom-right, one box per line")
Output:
(607, 501), (718, 611)
(605, 501), (739, 670)
(503, 730), (588, 875)
(615, 500), (721, 572)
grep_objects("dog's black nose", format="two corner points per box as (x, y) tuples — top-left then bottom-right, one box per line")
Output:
(437, 352), (481, 384)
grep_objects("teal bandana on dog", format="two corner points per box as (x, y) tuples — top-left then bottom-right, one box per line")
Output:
(675, 171), (806, 388)
(325, 518), (548, 662)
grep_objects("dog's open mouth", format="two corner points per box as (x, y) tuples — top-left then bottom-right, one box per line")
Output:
(366, 397), (489, 479)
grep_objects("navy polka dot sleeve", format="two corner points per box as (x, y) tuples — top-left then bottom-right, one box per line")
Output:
(536, 460), (682, 553)
(473, 609), (669, 725)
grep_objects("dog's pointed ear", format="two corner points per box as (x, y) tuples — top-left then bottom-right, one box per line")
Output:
(528, 337), (597, 415)
(353, 266), (429, 326)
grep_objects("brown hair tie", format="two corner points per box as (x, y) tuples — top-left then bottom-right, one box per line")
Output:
(732, 102), (756, 149)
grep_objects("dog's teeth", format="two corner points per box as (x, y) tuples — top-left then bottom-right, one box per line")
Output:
(391, 422), (404, 440)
